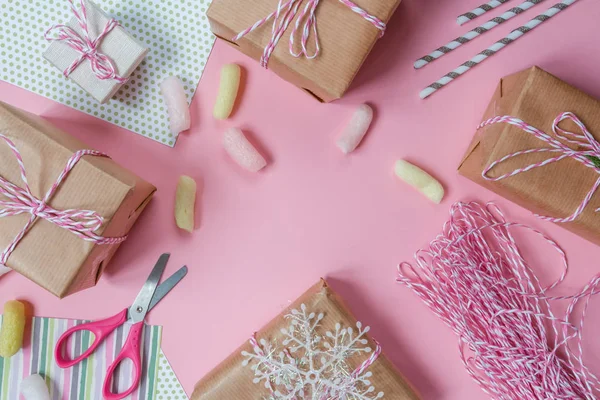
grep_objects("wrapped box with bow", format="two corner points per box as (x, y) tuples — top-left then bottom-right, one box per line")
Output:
(191, 279), (419, 400)
(459, 66), (600, 246)
(207, 0), (401, 102)
(43, 0), (148, 104)
(0, 101), (156, 297)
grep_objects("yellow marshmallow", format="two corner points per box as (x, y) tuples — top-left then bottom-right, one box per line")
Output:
(175, 176), (197, 233)
(394, 160), (445, 204)
(0, 300), (26, 358)
(213, 64), (241, 120)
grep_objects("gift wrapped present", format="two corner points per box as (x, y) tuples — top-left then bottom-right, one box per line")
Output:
(459, 66), (600, 246)
(207, 0), (401, 102)
(0, 101), (156, 297)
(192, 279), (419, 399)
(43, 0), (148, 104)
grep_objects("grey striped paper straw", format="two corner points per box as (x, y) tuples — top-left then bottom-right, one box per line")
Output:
(415, 0), (546, 69)
(457, 0), (515, 25)
(421, 0), (577, 99)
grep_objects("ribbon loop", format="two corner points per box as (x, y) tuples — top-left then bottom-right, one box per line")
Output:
(234, 0), (386, 69)
(289, 0), (320, 60)
(0, 134), (126, 268)
(44, 0), (126, 83)
(479, 112), (600, 223)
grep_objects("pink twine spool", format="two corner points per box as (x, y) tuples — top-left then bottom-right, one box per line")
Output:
(233, 0), (386, 68)
(480, 112), (600, 223)
(0, 134), (126, 268)
(397, 201), (600, 399)
(44, 0), (126, 82)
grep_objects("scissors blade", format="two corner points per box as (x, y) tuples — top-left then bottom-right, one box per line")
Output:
(147, 265), (188, 313)
(128, 253), (170, 323)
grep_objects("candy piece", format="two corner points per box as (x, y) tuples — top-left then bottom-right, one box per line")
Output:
(0, 300), (26, 358)
(336, 104), (373, 154)
(223, 128), (267, 172)
(175, 176), (197, 233)
(394, 160), (444, 204)
(213, 64), (241, 120)
(160, 76), (191, 135)
(20, 374), (50, 400)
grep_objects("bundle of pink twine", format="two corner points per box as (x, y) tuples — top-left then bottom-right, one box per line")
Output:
(44, 0), (126, 82)
(233, 0), (386, 68)
(0, 134), (126, 268)
(398, 202), (600, 399)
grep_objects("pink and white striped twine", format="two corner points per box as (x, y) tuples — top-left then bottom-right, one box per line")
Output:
(480, 112), (600, 223)
(351, 339), (381, 378)
(232, 0), (386, 68)
(398, 201), (600, 399)
(0, 134), (126, 268)
(44, 0), (126, 82)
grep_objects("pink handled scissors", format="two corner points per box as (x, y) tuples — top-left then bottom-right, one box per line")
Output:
(54, 253), (187, 400)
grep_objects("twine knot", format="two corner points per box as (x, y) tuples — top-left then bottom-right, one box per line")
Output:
(233, 0), (386, 68)
(82, 45), (98, 58)
(479, 111), (600, 223)
(44, 0), (126, 83)
(0, 134), (126, 267)
(32, 203), (47, 217)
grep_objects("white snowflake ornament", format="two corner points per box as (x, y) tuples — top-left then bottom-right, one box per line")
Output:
(241, 304), (384, 399)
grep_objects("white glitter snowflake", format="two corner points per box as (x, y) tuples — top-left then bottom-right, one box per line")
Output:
(241, 303), (384, 400)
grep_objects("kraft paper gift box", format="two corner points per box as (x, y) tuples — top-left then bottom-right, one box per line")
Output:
(192, 279), (419, 400)
(459, 66), (600, 246)
(0, 101), (156, 298)
(207, 0), (401, 103)
(43, 0), (148, 104)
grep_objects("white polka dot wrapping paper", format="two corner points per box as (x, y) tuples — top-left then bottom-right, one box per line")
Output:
(0, 0), (215, 147)
(157, 350), (188, 400)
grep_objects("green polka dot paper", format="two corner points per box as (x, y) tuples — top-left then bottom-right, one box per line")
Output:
(156, 350), (189, 400)
(0, 0), (215, 147)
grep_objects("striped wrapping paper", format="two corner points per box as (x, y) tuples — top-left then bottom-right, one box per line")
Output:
(0, 316), (184, 399)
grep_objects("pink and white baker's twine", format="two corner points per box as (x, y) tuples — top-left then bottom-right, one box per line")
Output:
(480, 112), (600, 223)
(233, 0), (386, 68)
(44, 0), (126, 82)
(0, 134), (126, 267)
(398, 201), (600, 399)
(351, 339), (381, 378)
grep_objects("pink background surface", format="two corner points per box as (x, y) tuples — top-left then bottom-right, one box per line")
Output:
(2, 0), (600, 398)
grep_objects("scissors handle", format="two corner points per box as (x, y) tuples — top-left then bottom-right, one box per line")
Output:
(54, 309), (128, 369)
(102, 321), (144, 400)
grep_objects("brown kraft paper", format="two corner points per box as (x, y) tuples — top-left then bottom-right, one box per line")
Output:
(0, 101), (155, 297)
(459, 66), (600, 246)
(207, 0), (401, 103)
(192, 279), (419, 400)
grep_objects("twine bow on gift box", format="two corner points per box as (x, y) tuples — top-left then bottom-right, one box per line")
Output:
(44, 0), (126, 83)
(233, 0), (387, 68)
(479, 112), (600, 223)
(0, 135), (126, 271)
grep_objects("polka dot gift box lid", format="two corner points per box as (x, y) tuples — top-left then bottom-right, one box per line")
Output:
(0, 0), (215, 147)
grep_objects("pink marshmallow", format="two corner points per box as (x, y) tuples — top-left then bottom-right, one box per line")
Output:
(160, 76), (191, 135)
(223, 128), (267, 172)
(336, 104), (373, 154)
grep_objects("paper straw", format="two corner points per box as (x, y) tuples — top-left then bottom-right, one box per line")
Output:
(420, 0), (577, 99)
(415, 0), (546, 69)
(457, 0), (515, 25)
